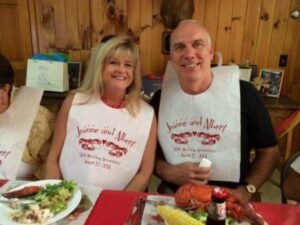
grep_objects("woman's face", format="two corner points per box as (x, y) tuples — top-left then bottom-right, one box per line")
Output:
(102, 52), (134, 94)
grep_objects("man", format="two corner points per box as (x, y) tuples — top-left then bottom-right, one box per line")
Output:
(150, 20), (279, 201)
(0, 54), (55, 179)
(283, 154), (300, 202)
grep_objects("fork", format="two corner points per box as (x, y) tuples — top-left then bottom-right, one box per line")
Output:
(0, 196), (34, 204)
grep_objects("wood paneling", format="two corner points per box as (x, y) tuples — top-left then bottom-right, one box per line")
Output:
(254, 0), (276, 67)
(151, 0), (166, 76)
(90, 0), (104, 46)
(215, 0), (234, 64)
(1, 0), (300, 101)
(203, 0), (220, 51)
(267, 0), (290, 69)
(228, 0), (247, 64)
(192, 0), (206, 25)
(0, 0), (33, 85)
(283, 0), (300, 101)
(139, 0), (153, 75)
(241, 0), (261, 64)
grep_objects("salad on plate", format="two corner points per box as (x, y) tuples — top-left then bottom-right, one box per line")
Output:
(0, 179), (82, 225)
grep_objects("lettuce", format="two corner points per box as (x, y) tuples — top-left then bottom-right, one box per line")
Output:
(191, 209), (235, 225)
(33, 180), (77, 214)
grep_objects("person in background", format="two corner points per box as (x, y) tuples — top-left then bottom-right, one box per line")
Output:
(283, 155), (300, 202)
(150, 20), (279, 202)
(44, 36), (157, 192)
(0, 54), (55, 180)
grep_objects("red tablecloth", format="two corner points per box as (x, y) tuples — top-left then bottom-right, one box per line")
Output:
(1, 181), (299, 225)
(85, 190), (300, 225)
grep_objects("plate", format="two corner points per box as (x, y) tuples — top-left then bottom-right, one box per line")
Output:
(140, 195), (252, 225)
(141, 195), (175, 225)
(0, 179), (82, 225)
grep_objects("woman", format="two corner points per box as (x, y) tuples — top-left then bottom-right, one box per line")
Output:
(0, 54), (54, 180)
(45, 36), (157, 192)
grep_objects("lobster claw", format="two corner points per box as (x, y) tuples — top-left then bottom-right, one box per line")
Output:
(175, 183), (267, 225)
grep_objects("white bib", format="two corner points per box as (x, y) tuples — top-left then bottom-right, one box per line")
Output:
(60, 93), (154, 190)
(158, 63), (241, 182)
(0, 87), (43, 179)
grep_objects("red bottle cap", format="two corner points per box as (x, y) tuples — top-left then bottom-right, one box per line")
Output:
(212, 187), (229, 200)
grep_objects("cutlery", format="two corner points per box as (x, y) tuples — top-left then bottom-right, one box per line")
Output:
(0, 196), (35, 207)
(0, 196), (35, 205)
(136, 197), (145, 225)
(124, 197), (145, 225)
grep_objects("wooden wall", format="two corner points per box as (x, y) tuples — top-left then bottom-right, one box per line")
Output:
(1, 0), (300, 102)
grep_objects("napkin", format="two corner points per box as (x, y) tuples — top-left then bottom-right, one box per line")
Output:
(85, 190), (147, 225)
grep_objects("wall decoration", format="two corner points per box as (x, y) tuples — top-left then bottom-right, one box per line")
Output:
(259, 69), (284, 98)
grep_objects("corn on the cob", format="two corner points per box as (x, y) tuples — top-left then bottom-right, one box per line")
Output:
(156, 205), (204, 225)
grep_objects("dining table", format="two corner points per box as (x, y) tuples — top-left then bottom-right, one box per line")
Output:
(0, 179), (300, 225)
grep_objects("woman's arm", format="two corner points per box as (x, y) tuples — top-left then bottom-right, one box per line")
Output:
(125, 115), (157, 192)
(44, 94), (74, 179)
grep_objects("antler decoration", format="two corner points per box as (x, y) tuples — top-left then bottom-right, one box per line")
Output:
(160, 0), (194, 29)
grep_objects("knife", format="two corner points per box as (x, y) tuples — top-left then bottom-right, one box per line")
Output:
(123, 199), (139, 225)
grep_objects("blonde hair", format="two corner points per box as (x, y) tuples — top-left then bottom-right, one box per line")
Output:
(76, 36), (142, 116)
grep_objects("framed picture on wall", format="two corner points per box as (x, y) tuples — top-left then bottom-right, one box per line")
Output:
(259, 68), (284, 98)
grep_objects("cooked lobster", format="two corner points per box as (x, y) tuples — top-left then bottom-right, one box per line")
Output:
(2, 186), (43, 198)
(175, 183), (266, 225)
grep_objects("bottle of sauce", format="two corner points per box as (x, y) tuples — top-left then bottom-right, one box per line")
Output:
(206, 187), (228, 225)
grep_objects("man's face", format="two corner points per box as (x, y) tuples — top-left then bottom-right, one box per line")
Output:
(170, 22), (213, 83)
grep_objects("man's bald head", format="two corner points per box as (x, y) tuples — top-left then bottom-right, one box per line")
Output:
(170, 20), (212, 51)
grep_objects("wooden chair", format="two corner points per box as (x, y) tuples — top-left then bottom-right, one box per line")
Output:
(275, 109), (300, 161)
(280, 151), (300, 203)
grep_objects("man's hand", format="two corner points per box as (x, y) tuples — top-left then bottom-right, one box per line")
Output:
(157, 161), (211, 186)
(232, 186), (252, 203)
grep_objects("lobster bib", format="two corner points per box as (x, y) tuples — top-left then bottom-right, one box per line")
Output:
(158, 63), (241, 182)
(0, 87), (43, 179)
(60, 93), (153, 190)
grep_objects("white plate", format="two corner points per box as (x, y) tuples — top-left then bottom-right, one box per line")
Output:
(141, 195), (252, 225)
(0, 179), (82, 225)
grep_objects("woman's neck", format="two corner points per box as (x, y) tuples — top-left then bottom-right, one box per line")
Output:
(101, 91), (126, 109)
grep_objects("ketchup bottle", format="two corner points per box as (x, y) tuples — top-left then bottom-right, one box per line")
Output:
(206, 187), (229, 225)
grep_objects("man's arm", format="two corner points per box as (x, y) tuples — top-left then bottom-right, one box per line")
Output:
(283, 169), (300, 202)
(234, 146), (279, 201)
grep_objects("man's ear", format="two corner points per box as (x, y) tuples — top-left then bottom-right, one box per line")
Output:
(2, 84), (11, 94)
(209, 48), (214, 61)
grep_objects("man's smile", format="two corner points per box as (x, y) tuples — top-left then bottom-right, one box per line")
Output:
(181, 62), (201, 68)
